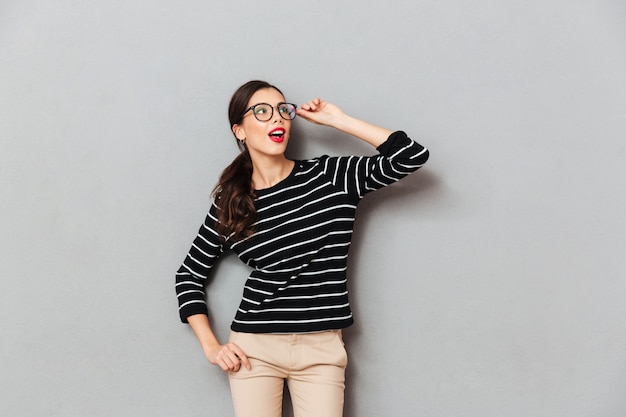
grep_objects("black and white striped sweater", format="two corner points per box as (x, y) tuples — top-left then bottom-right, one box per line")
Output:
(176, 131), (429, 333)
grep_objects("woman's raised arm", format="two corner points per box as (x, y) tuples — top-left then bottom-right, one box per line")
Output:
(297, 98), (393, 148)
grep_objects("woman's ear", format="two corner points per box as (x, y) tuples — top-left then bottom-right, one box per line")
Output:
(232, 124), (245, 140)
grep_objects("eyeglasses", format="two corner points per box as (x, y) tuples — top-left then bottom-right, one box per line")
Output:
(242, 102), (297, 122)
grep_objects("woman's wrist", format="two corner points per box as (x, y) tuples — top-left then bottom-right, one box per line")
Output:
(327, 112), (352, 131)
(333, 115), (393, 148)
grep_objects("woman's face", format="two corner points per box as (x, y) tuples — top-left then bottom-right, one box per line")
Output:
(232, 88), (292, 161)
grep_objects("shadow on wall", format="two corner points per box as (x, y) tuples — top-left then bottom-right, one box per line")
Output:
(342, 168), (439, 417)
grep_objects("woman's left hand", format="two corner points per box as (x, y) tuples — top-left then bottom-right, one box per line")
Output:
(297, 97), (393, 148)
(297, 98), (346, 128)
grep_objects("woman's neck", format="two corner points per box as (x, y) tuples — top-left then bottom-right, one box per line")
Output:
(251, 156), (295, 190)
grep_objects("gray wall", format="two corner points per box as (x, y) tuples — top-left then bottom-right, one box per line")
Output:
(1, 1), (625, 416)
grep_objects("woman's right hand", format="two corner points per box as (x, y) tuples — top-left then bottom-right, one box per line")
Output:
(187, 314), (251, 372)
(204, 342), (251, 372)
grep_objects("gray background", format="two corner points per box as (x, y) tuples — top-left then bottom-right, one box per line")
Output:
(1, 1), (625, 416)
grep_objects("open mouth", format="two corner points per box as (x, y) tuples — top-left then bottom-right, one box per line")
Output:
(268, 128), (286, 142)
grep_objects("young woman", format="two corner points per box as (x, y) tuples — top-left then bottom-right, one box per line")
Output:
(175, 80), (429, 417)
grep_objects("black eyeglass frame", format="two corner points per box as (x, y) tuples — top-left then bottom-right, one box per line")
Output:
(241, 102), (297, 122)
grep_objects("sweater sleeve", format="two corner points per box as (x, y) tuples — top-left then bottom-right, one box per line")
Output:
(324, 130), (429, 199)
(175, 202), (224, 323)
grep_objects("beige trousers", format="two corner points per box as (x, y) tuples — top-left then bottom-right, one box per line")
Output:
(227, 330), (348, 417)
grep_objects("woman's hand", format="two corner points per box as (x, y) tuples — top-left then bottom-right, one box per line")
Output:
(186, 314), (251, 373)
(204, 342), (251, 373)
(297, 98), (347, 128)
(297, 97), (393, 148)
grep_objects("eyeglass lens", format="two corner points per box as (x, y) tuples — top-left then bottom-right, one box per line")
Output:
(252, 103), (296, 121)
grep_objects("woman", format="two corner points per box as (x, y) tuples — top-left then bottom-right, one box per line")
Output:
(175, 80), (429, 417)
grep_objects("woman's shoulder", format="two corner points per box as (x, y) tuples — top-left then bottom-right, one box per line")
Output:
(294, 155), (327, 170)
(292, 154), (361, 183)
(294, 154), (345, 175)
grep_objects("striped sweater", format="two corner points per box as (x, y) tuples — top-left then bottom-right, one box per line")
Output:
(176, 130), (429, 333)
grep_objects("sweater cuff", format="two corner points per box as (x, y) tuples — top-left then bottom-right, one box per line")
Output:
(376, 130), (408, 156)
(179, 304), (209, 324)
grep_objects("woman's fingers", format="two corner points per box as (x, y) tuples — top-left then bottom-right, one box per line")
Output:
(230, 343), (251, 370)
(300, 98), (323, 112)
(297, 98), (347, 129)
(297, 99), (327, 124)
(214, 342), (251, 372)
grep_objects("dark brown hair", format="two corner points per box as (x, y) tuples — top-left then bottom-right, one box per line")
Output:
(212, 80), (285, 241)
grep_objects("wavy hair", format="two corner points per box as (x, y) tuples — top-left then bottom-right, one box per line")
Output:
(212, 80), (285, 241)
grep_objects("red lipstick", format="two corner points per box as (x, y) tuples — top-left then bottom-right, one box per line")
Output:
(268, 128), (286, 143)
